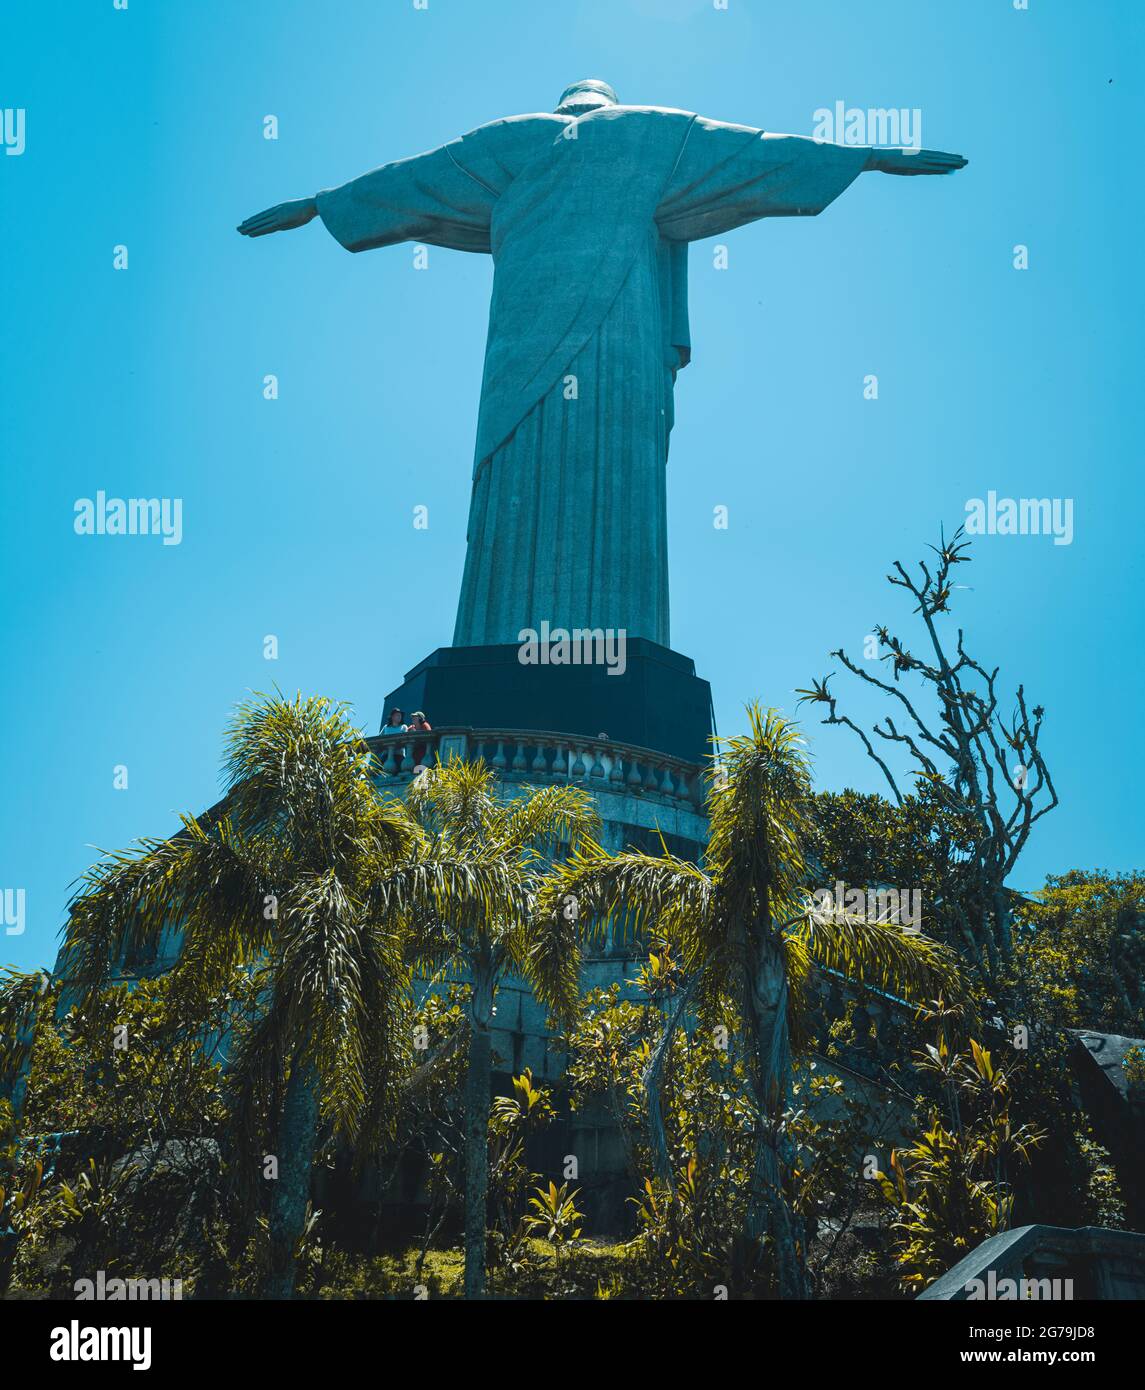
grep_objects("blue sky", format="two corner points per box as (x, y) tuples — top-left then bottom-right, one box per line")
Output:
(1, 0), (1141, 972)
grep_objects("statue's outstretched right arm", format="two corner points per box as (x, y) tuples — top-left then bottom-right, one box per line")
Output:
(656, 115), (967, 242)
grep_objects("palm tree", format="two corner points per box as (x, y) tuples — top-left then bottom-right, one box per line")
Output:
(0, 965), (53, 1295)
(541, 704), (961, 1299)
(0, 965), (51, 1119)
(399, 761), (598, 1299)
(62, 692), (526, 1298)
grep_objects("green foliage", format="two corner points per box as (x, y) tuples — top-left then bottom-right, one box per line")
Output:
(316, 1245), (466, 1299)
(564, 969), (896, 1299)
(547, 705), (960, 1299)
(314, 1240), (653, 1301)
(22, 976), (232, 1144)
(58, 695), (594, 1297)
(566, 975), (756, 1295)
(395, 758), (599, 1298)
(486, 1069), (557, 1277)
(982, 874), (1140, 1232)
(3, 972), (244, 1297)
(10, 1158), (144, 1296)
(0, 1148), (45, 1274)
(1014, 870), (1145, 1035)
(629, 1160), (738, 1295)
(400, 760), (600, 1023)
(1075, 1124), (1126, 1228)
(0, 965), (50, 1092)
(7, 683), (1136, 1301)
(390, 1053), (562, 1291)
(807, 787), (984, 958)
(523, 1181), (583, 1248)
(227, 1201), (326, 1298)
(876, 1019), (1045, 1293)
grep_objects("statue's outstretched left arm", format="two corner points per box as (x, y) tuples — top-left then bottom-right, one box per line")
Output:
(237, 197), (317, 238)
(865, 148), (967, 176)
(236, 116), (565, 253)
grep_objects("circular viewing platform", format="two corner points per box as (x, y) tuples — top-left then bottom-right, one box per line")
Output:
(366, 725), (710, 819)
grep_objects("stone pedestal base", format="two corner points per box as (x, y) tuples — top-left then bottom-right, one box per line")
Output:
(383, 638), (714, 764)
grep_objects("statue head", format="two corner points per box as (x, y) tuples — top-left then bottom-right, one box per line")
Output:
(555, 79), (619, 116)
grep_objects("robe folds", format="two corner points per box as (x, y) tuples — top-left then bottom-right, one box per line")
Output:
(316, 106), (868, 647)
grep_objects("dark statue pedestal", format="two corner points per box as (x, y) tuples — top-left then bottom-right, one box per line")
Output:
(383, 639), (713, 765)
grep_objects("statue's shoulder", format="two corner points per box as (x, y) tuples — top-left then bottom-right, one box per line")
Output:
(464, 112), (570, 140)
(447, 112), (569, 162)
(610, 104), (697, 118)
(457, 109), (696, 153)
(568, 105), (700, 138)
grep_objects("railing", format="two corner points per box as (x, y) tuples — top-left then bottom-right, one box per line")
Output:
(366, 726), (706, 813)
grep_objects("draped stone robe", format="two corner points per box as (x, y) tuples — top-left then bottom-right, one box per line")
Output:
(316, 106), (869, 648)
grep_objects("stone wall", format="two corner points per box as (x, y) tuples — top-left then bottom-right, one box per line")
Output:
(918, 1224), (1145, 1300)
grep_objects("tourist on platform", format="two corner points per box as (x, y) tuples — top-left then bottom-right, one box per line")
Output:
(408, 710), (432, 770)
(381, 707), (407, 735)
(377, 708), (408, 773)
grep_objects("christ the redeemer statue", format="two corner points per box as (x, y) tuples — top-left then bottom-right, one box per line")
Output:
(239, 80), (965, 650)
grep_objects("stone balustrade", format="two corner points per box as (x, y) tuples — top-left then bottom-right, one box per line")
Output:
(366, 725), (707, 813)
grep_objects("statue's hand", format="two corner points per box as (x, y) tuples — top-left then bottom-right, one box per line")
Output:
(866, 148), (967, 176)
(237, 197), (319, 237)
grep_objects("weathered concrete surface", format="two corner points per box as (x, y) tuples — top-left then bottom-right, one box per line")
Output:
(311, 90), (869, 648)
(1072, 1030), (1145, 1105)
(919, 1224), (1145, 1300)
(1071, 1030), (1145, 1229)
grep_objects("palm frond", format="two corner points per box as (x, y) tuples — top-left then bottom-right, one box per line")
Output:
(0, 965), (51, 1083)
(404, 759), (498, 841)
(779, 932), (818, 1054)
(705, 703), (813, 923)
(493, 782), (600, 859)
(517, 905), (581, 1027)
(222, 691), (392, 865)
(223, 970), (291, 1197)
(538, 839), (713, 951)
(64, 815), (275, 1000)
(795, 910), (963, 1006)
(367, 854), (533, 945)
